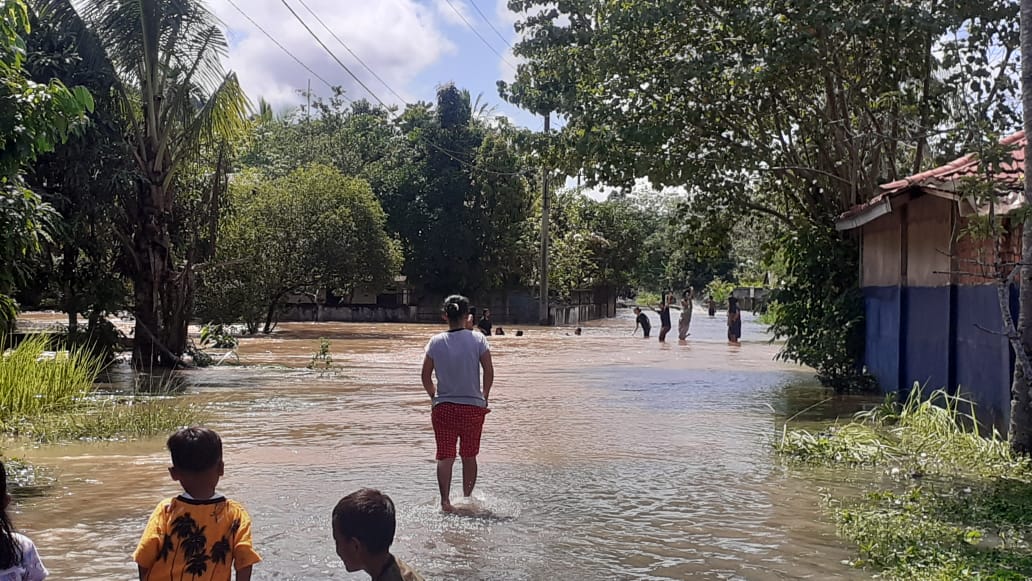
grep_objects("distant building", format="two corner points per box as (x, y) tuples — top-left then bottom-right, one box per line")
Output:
(836, 131), (1025, 431)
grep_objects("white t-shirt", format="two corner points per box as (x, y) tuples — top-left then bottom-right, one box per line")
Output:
(0, 533), (48, 581)
(425, 329), (490, 408)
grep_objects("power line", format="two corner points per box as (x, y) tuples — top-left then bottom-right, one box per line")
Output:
(278, 0), (529, 178)
(441, 0), (517, 71)
(277, 0), (390, 108)
(223, 0), (338, 93)
(468, 0), (515, 51)
(294, 0), (409, 104)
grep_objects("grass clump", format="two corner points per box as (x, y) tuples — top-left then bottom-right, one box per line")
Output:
(6, 398), (208, 443)
(777, 387), (1032, 580)
(1, 335), (205, 442)
(0, 335), (102, 420)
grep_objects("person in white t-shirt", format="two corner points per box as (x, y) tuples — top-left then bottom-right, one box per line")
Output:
(0, 461), (47, 581)
(421, 294), (495, 513)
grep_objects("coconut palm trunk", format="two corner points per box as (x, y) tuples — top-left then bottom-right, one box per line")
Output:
(1010, 0), (1032, 453)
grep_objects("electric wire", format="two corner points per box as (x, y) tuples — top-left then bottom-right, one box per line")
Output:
(223, 0), (339, 93)
(441, 0), (517, 71)
(278, 0), (531, 178)
(468, 0), (515, 51)
(295, 0), (409, 104)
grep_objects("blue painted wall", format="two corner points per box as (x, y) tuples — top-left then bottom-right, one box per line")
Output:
(903, 286), (951, 393)
(863, 286), (900, 391)
(864, 283), (1013, 431)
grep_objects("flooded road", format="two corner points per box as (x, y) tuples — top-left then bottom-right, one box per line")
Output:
(14, 309), (873, 580)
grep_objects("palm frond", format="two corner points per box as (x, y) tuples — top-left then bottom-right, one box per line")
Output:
(164, 72), (249, 188)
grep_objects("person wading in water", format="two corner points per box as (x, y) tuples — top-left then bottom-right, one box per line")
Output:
(677, 289), (694, 341)
(421, 295), (494, 513)
(657, 294), (674, 343)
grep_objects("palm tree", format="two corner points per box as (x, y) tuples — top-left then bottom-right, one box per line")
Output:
(34, 0), (249, 367)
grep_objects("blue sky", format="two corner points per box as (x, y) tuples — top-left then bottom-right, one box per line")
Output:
(210, 0), (547, 130)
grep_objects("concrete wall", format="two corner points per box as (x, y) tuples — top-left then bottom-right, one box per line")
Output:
(282, 287), (618, 326)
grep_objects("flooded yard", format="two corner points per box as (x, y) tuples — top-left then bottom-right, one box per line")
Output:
(13, 309), (875, 580)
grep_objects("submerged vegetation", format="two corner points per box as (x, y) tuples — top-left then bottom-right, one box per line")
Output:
(777, 389), (1032, 580)
(0, 336), (205, 442)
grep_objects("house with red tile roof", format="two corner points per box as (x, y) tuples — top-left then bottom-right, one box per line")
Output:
(835, 131), (1025, 431)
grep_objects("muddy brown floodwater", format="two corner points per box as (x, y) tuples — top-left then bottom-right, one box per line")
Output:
(12, 309), (877, 580)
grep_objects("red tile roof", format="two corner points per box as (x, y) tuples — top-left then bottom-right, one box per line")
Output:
(837, 131), (1026, 226)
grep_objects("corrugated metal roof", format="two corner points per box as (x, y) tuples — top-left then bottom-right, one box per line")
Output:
(836, 131), (1026, 230)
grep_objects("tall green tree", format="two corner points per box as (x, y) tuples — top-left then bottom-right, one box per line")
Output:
(19, 5), (132, 338)
(197, 165), (401, 333)
(38, 0), (249, 367)
(0, 0), (93, 333)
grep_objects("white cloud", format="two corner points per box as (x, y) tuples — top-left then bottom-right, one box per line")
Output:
(210, 0), (456, 109)
(434, 0), (472, 26)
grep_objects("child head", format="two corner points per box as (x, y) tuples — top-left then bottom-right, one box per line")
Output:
(0, 460), (18, 569)
(332, 488), (396, 572)
(442, 295), (469, 324)
(574, 327), (582, 336)
(729, 296), (738, 308)
(482, 309), (490, 319)
(167, 426), (224, 498)
(633, 307), (642, 315)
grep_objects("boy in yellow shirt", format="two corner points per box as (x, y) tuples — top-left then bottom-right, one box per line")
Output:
(134, 427), (260, 580)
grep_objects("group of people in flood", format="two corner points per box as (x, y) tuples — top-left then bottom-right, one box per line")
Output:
(3, 294), (500, 581)
(633, 289), (742, 345)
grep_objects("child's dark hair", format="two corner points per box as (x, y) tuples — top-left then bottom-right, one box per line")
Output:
(443, 294), (469, 323)
(167, 427), (223, 472)
(0, 460), (21, 569)
(332, 488), (396, 554)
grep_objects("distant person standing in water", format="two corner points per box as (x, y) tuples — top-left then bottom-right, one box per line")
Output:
(421, 295), (494, 513)
(707, 297), (717, 317)
(657, 294), (674, 342)
(678, 289), (694, 341)
(727, 296), (742, 345)
(633, 307), (652, 338)
(477, 309), (492, 335)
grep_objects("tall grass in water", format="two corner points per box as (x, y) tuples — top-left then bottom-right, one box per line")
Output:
(0, 335), (206, 442)
(0, 335), (102, 421)
(776, 387), (1032, 580)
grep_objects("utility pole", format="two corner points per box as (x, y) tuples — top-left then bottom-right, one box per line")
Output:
(539, 112), (551, 325)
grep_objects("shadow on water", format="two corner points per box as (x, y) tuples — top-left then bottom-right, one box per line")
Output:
(13, 310), (876, 580)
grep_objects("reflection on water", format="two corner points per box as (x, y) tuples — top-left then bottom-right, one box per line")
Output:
(14, 309), (877, 580)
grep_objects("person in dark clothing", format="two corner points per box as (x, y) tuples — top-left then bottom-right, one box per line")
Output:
(727, 296), (742, 345)
(657, 295), (673, 342)
(707, 298), (717, 317)
(477, 309), (492, 335)
(633, 307), (652, 338)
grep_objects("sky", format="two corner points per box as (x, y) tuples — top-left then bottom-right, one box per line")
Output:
(208, 0), (546, 131)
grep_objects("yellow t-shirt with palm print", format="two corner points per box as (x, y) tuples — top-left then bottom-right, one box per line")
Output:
(134, 495), (261, 580)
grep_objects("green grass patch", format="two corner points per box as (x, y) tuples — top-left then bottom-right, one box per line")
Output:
(5, 397), (208, 443)
(1, 336), (205, 442)
(0, 335), (101, 420)
(777, 388), (1032, 580)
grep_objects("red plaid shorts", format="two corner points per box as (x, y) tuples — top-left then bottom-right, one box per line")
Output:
(432, 403), (489, 460)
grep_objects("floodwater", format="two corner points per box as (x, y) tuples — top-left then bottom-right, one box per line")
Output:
(13, 309), (876, 580)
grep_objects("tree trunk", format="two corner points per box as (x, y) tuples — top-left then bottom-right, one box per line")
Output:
(1009, 0), (1032, 454)
(131, 180), (189, 368)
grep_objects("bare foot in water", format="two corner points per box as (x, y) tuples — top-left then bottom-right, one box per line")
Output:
(441, 502), (455, 513)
